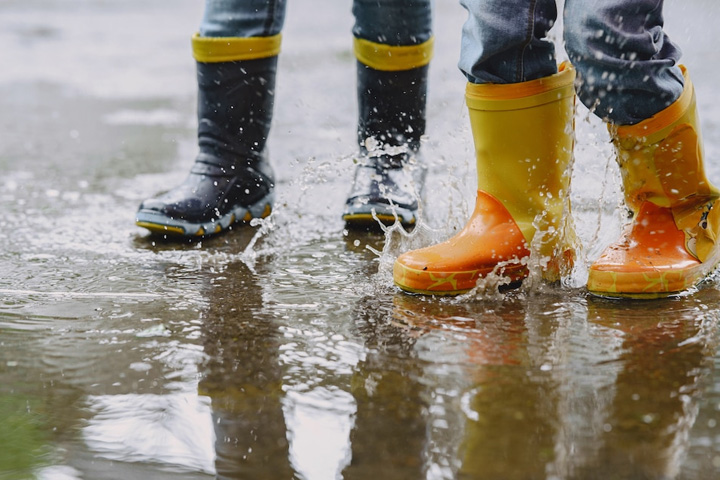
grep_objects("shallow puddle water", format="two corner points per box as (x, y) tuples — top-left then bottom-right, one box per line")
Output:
(4, 0), (720, 479)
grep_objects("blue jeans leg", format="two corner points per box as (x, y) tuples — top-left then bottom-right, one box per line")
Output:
(199, 0), (287, 37)
(564, 0), (683, 125)
(352, 0), (433, 45)
(458, 0), (558, 84)
(352, 0), (433, 151)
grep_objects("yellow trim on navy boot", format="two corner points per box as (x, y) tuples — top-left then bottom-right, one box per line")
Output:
(353, 37), (434, 71)
(192, 33), (282, 63)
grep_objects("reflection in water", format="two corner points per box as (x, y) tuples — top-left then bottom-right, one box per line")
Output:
(4, 205), (720, 479)
(343, 296), (427, 480)
(573, 292), (720, 479)
(391, 292), (586, 479)
(6, 218), (720, 479)
(199, 260), (294, 479)
(384, 288), (720, 480)
(83, 393), (214, 474)
(284, 387), (355, 480)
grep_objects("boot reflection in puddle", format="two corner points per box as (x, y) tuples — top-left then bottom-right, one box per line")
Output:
(199, 260), (295, 479)
(389, 289), (720, 479)
(342, 294), (427, 479)
(389, 293), (566, 479)
(574, 291), (720, 479)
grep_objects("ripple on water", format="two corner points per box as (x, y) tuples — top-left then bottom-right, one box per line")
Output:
(83, 393), (215, 475)
(284, 387), (356, 480)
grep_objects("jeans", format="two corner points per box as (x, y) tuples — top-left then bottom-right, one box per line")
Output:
(459, 0), (684, 125)
(199, 0), (432, 45)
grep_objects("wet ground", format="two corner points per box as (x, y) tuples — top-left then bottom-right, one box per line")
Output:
(3, 0), (720, 479)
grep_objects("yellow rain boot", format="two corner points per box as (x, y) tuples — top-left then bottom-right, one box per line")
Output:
(588, 67), (720, 298)
(393, 63), (576, 295)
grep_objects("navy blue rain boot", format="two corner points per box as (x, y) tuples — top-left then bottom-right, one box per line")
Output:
(343, 63), (428, 228)
(137, 57), (277, 237)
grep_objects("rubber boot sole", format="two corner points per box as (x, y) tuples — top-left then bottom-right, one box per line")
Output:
(342, 203), (417, 229)
(587, 248), (720, 299)
(136, 192), (274, 237)
(393, 260), (528, 295)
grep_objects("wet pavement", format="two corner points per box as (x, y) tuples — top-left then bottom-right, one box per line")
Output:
(3, 0), (720, 479)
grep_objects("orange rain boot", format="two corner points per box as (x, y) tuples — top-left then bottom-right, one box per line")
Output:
(588, 67), (720, 298)
(393, 64), (577, 295)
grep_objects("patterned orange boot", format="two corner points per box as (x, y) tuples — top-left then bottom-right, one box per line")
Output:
(394, 64), (577, 295)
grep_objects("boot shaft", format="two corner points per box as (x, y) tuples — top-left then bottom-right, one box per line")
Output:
(610, 66), (720, 264)
(465, 63), (576, 249)
(356, 62), (428, 154)
(195, 57), (277, 170)
(354, 36), (433, 154)
(192, 34), (280, 171)
(611, 66), (719, 214)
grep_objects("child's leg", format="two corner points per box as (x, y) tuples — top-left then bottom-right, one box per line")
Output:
(458, 0), (559, 84)
(199, 0), (286, 38)
(564, 0), (683, 124)
(565, 0), (720, 297)
(136, 0), (287, 237)
(343, 0), (433, 228)
(393, 0), (577, 295)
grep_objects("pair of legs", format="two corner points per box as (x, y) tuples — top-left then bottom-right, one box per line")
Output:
(136, 0), (433, 236)
(394, 0), (720, 298)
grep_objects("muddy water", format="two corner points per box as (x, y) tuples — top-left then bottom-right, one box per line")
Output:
(3, 0), (720, 479)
